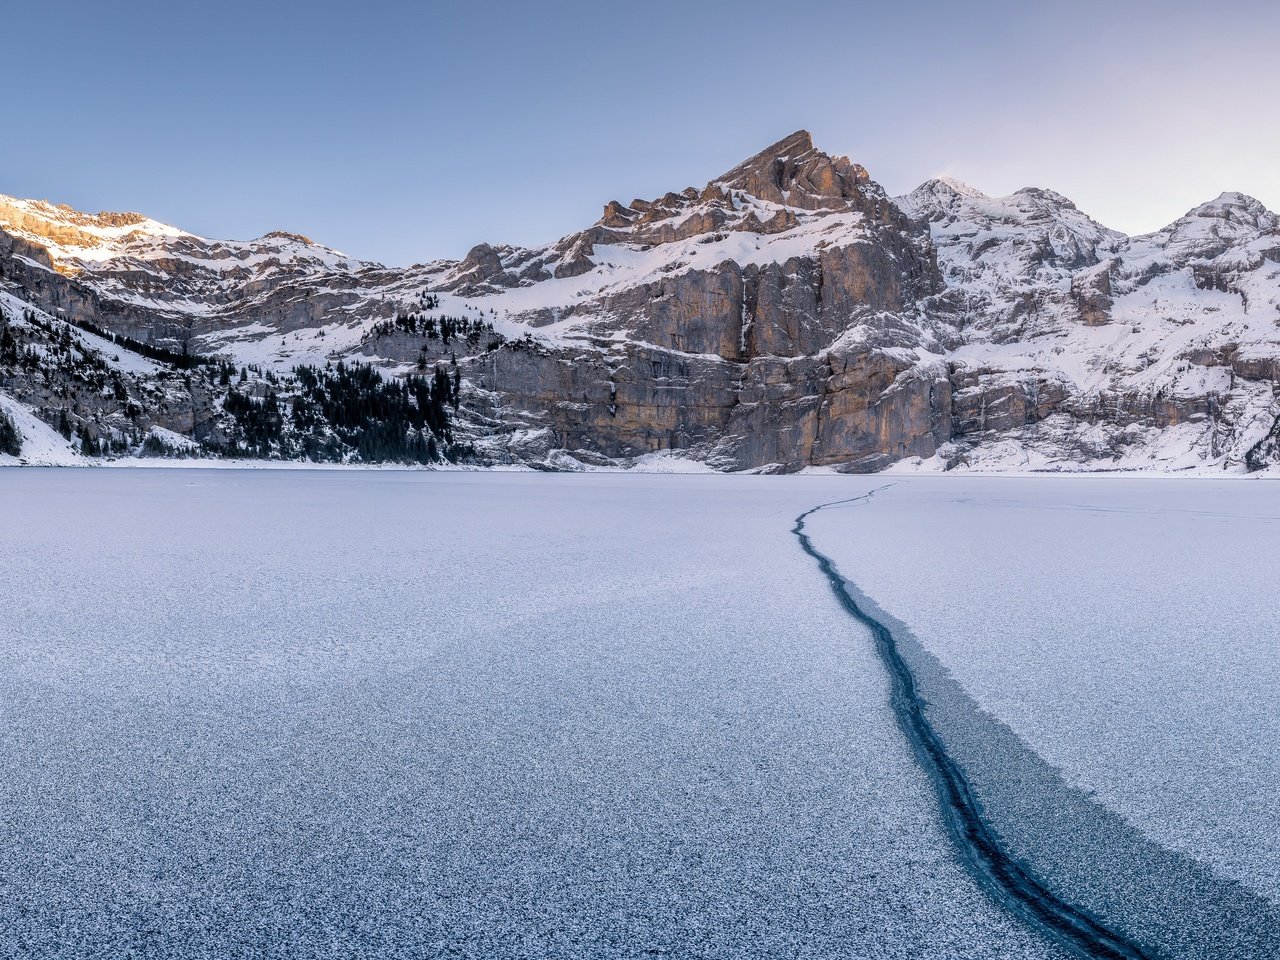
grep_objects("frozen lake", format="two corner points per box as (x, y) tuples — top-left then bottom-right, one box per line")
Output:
(2, 469), (1277, 957)
(0, 469), (1053, 959)
(808, 476), (1280, 955)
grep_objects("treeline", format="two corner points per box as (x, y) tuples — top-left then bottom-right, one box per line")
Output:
(0, 406), (20, 456)
(56, 313), (211, 369)
(0, 313), (22, 367)
(1, 305), (135, 456)
(370, 311), (500, 350)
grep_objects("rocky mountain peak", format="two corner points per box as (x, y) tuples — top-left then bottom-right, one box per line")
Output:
(930, 176), (986, 198)
(440, 131), (929, 295)
(896, 178), (988, 221)
(1139, 191), (1278, 262)
(898, 179), (1119, 248)
(575, 131), (899, 255)
(0, 194), (188, 271)
(0, 196), (154, 231)
(717, 129), (815, 180)
(1178, 192), (1274, 229)
(713, 129), (875, 210)
(1197, 191), (1264, 212)
(259, 230), (318, 245)
(1010, 186), (1079, 211)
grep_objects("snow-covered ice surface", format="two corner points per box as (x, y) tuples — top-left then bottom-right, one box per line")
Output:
(807, 477), (1280, 956)
(0, 470), (1061, 959)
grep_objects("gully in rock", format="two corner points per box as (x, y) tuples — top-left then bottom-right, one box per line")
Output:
(793, 489), (1151, 960)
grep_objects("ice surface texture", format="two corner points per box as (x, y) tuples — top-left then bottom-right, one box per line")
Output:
(0, 471), (1058, 958)
(795, 492), (1150, 960)
(808, 477), (1280, 956)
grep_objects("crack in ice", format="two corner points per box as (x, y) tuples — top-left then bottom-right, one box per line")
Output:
(793, 487), (1151, 960)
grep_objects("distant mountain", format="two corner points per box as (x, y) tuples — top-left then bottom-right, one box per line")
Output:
(2, 131), (1277, 472)
(896, 178), (1280, 469)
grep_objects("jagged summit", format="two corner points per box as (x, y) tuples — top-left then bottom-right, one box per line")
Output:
(1179, 191), (1273, 225)
(593, 129), (879, 229)
(912, 177), (988, 200)
(0, 195), (164, 232)
(1198, 190), (1265, 210)
(895, 177), (1119, 247)
(581, 131), (895, 248)
(716, 129), (817, 183)
(932, 176), (985, 196)
(258, 229), (328, 247)
(897, 178), (1089, 222)
(0, 193), (189, 268)
(444, 131), (921, 293)
(1010, 186), (1079, 210)
(735, 128), (815, 160)
(714, 129), (875, 210)
(896, 178), (988, 221)
(1129, 190), (1277, 260)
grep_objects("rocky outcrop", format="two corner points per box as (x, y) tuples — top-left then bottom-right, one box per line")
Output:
(716, 130), (873, 211)
(1071, 261), (1114, 326)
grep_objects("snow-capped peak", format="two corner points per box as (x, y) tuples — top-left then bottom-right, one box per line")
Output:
(894, 178), (988, 220)
(1009, 186), (1079, 210)
(0, 193), (192, 266)
(928, 176), (988, 199)
(1128, 191), (1278, 259)
(1181, 191), (1272, 224)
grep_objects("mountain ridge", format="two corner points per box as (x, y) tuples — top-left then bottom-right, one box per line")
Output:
(1, 131), (1277, 473)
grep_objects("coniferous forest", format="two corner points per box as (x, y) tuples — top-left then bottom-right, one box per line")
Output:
(0, 405), (20, 456)
(220, 361), (465, 464)
(0, 301), (470, 465)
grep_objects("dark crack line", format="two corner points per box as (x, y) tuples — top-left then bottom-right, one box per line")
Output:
(793, 488), (1152, 960)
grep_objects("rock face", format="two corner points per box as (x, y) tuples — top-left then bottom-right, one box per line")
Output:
(1, 131), (1279, 472)
(420, 131), (949, 471)
(462, 339), (949, 472)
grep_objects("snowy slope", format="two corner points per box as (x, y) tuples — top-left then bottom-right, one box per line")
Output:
(0, 388), (82, 465)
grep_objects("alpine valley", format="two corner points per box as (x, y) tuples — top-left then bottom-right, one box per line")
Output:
(2, 130), (1278, 472)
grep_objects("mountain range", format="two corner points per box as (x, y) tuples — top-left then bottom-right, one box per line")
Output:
(2, 129), (1277, 472)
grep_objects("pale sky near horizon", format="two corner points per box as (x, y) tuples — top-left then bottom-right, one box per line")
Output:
(4, 1), (1278, 265)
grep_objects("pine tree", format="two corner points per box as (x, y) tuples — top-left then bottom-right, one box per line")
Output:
(0, 407), (21, 457)
(0, 322), (16, 365)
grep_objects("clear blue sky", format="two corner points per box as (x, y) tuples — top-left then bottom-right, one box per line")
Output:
(4, 1), (1277, 265)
